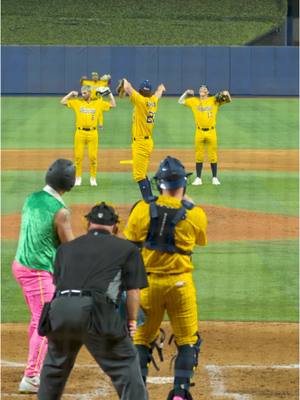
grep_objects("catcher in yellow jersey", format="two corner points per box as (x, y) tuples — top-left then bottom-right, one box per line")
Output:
(61, 85), (116, 186)
(80, 72), (112, 128)
(178, 85), (231, 185)
(124, 156), (207, 400)
(122, 78), (166, 202)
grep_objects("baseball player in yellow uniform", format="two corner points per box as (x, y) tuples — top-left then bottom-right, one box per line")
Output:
(61, 85), (116, 186)
(122, 78), (166, 202)
(124, 156), (207, 400)
(80, 72), (112, 128)
(178, 85), (231, 185)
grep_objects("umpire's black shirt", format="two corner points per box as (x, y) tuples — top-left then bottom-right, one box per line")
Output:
(54, 229), (148, 302)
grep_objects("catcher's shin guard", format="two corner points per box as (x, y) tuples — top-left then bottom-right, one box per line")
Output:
(136, 345), (152, 383)
(137, 177), (156, 203)
(173, 334), (202, 391)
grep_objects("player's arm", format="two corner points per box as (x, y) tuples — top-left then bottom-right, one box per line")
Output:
(154, 83), (166, 99)
(178, 89), (194, 104)
(60, 91), (78, 106)
(108, 92), (116, 108)
(123, 78), (134, 96)
(55, 208), (74, 243)
(80, 76), (88, 85)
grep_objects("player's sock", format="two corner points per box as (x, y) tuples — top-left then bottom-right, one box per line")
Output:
(137, 178), (155, 202)
(210, 163), (217, 177)
(196, 163), (203, 178)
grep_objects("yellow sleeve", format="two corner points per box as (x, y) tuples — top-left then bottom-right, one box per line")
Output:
(123, 201), (149, 242)
(66, 98), (77, 110)
(193, 208), (208, 246)
(100, 100), (111, 112)
(130, 89), (141, 106)
(184, 97), (196, 108)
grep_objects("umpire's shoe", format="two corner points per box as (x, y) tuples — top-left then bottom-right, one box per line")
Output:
(19, 375), (40, 393)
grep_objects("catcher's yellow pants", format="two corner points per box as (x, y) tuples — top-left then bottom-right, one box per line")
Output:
(134, 272), (199, 347)
(132, 138), (154, 182)
(195, 128), (218, 163)
(74, 129), (98, 178)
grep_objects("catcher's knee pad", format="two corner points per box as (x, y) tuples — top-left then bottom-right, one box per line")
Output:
(174, 334), (202, 389)
(136, 344), (152, 382)
(166, 388), (193, 400)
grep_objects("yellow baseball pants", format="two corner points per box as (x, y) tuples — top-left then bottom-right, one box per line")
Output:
(131, 138), (154, 182)
(195, 128), (218, 163)
(134, 272), (199, 347)
(74, 129), (98, 178)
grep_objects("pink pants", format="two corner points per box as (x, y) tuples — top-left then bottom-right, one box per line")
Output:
(12, 260), (55, 377)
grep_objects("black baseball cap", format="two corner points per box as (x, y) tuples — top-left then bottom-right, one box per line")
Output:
(85, 202), (119, 226)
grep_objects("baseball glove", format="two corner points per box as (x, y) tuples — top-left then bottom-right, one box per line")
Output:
(215, 91), (231, 104)
(116, 79), (126, 98)
(95, 86), (111, 97)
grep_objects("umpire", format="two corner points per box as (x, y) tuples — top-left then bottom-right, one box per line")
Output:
(38, 202), (148, 400)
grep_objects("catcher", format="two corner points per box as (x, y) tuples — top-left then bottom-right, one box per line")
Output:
(116, 78), (166, 202)
(124, 156), (207, 400)
(178, 85), (231, 185)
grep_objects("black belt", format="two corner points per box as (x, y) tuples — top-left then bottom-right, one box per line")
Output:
(198, 127), (214, 131)
(133, 136), (149, 141)
(55, 289), (93, 297)
(55, 289), (116, 305)
(77, 127), (96, 131)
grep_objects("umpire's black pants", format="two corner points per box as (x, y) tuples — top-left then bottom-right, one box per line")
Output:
(38, 296), (147, 400)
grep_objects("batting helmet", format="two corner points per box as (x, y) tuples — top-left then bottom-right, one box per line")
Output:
(154, 156), (192, 191)
(45, 159), (75, 192)
(85, 202), (120, 226)
(139, 80), (152, 97)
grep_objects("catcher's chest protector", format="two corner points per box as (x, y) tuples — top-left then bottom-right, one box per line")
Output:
(144, 201), (194, 255)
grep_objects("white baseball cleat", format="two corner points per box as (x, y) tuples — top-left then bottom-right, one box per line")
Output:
(212, 177), (221, 185)
(90, 177), (98, 186)
(75, 177), (82, 186)
(19, 375), (40, 394)
(192, 177), (202, 186)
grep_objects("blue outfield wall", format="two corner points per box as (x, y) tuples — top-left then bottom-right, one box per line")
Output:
(1, 45), (299, 96)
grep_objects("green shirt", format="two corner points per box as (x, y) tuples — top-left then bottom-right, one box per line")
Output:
(15, 190), (65, 273)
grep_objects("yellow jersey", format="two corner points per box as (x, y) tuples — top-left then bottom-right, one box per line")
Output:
(67, 98), (110, 129)
(130, 89), (159, 139)
(184, 96), (220, 129)
(81, 79), (110, 100)
(124, 195), (207, 274)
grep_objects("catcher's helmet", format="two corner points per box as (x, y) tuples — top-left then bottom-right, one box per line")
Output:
(85, 202), (119, 226)
(154, 156), (192, 191)
(45, 159), (75, 192)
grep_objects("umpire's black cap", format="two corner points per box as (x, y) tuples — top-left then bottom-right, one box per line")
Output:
(85, 202), (119, 226)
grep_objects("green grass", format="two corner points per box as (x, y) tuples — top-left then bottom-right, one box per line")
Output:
(2, 239), (298, 323)
(194, 240), (298, 322)
(1, 94), (299, 323)
(2, 97), (299, 149)
(1, 0), (287, 45)
(2, 170), (298, 216)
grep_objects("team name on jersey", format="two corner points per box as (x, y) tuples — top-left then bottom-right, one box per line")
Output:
(79, 107), (96, 114)
(197, 106), (213, 112)
(147, 101), (156, 107)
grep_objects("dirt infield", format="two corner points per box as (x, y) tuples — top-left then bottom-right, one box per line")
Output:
(2, 148), (299, 172)
(2, 204), (298, 242)
(2, 322), (298, 399)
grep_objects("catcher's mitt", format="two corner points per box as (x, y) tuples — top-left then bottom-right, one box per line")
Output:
(116, 79), (126, 98)
(215, 91), (231, 104)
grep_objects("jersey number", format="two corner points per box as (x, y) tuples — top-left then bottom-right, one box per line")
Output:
(147, 111), (156, 124)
